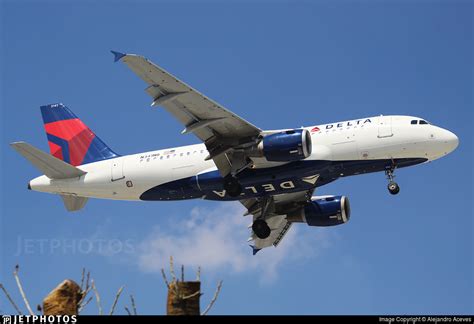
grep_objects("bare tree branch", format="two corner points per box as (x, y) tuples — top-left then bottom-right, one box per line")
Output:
(0, 283), (23, 315)
(201, 280), (223, 316)
(130, 295), (137, 315)
(85, 272), (90, 292)
(182, 290), (201, 300)
(13, 265), (34, 315)
(124, 306), (131, 316)
(171, 282), (179, 296)
(78, 296), (93, 313)
(77, 270), (94, 313)
(169, 256), (176, 283)
(78, 271), (92, 307)
(80, 268), (85, 291)
(91, 280), (103, 315)
(78, 285), (91, 306)
(161, 268), (170, 289)
(109, 286), (124, 315)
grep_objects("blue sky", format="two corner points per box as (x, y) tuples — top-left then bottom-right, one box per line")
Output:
(1, 0), (472, 315)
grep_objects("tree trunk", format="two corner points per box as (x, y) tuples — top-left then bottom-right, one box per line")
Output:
(166, 281), (200, 315)
(43, 280), (81, 315)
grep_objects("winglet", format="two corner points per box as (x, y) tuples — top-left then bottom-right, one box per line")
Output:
(111, 50), (126, 62)
(249, 245), (261, 256)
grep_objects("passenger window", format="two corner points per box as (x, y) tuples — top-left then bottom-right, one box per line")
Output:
(419, 120), (428, 125)
(411, 120), (417, 125)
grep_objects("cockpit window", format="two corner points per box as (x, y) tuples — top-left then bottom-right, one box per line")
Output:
(419, 120), (428, 125)
(411, 120), (417, 125)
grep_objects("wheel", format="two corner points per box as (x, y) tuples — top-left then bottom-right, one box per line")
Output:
(223, 175), (242, 197)
(252, 219), (271, 239)
(388, 182), (400, 195)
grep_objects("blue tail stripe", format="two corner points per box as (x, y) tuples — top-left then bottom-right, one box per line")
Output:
(82, 136), (119, 165)
(47, 133), (71, 164)
(41, 103), (78, 124)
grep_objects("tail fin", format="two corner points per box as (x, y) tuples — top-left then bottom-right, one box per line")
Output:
(40, 103), (118, 166)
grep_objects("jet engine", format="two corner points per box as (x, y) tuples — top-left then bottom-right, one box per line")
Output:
(287, 195), (351, 226)
(247, 129), (312, 162)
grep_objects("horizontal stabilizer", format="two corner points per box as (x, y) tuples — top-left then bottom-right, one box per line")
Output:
(61, 194), (88, 212)
(10, 142), (86, 179)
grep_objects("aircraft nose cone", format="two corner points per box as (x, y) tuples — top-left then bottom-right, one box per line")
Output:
(442, 129), (459, 154)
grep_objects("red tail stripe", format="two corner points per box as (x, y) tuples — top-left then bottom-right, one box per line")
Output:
(44, 118), (90, 140)
(68, 129), (95, 166)
(48, 141), (63, 160)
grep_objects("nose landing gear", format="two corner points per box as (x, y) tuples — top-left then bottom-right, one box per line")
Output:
(387, 181), (400, 195)
(385, 165), (400, 195)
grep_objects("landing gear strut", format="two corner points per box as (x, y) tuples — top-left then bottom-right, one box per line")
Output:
(223, 175), (242, 197)
(385, 164), (400, 195)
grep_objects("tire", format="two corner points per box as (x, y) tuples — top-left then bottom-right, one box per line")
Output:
(388, 182), (400, 195)
(252, 219), (271, 239)
(223, 175), (242, 197)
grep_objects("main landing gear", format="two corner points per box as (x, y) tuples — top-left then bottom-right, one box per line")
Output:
(252, 219), (271, 239)
(251, 197), (273, 239)
(223, 174), (242, 197)
(223, 158), (254, 197)
(385, 165), (400, 195)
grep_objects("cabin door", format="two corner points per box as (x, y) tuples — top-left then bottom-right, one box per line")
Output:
(111, 158), (125, 181)
(378, 116), (393, 138)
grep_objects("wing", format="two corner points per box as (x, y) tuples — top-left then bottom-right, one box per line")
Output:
(112, 51), (262, 175)
(241, 189), (314, 254)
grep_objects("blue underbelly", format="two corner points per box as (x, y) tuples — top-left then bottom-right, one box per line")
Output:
(139, 158), (426, 201)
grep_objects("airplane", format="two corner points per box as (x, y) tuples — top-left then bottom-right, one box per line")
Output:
(11, 51), (459, 254)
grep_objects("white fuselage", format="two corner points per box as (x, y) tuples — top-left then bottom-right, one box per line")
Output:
(29, 115), (458, 200)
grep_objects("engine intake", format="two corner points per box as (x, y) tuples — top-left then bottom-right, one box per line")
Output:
(250, 128), (312, 162)
(287, 195), (351, 226)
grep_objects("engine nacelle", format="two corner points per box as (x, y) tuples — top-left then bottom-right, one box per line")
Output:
(287, 195), (351, 226)
(249, 129), (312, 162)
